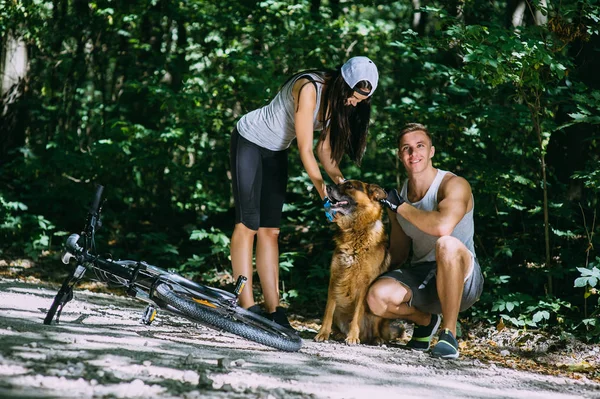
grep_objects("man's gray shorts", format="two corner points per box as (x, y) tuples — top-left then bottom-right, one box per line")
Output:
(379, 259), (484, 315)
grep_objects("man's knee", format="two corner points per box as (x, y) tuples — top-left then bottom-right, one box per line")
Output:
(436, 235), (463, 255)
(367, 279), (409, 317)
(436, 236), (471, 274)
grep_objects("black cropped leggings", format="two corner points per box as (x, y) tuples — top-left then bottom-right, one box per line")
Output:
(230, 128), (288, 231)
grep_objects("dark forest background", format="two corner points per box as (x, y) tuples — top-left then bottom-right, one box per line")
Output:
(1, 0), (599, 341)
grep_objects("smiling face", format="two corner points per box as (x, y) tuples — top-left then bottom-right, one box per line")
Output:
(397, 130), (435, 174)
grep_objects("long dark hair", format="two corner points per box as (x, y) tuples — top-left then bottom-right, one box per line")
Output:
(320, 70), (372, 166)
(281, 68), (373, 166)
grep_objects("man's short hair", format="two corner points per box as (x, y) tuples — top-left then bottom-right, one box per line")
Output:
(397, 123), (433, 147)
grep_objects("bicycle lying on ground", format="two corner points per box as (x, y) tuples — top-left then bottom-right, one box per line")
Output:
(43, 184), (302, 352)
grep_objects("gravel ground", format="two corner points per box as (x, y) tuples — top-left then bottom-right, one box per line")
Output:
(1, 278), (599, 399)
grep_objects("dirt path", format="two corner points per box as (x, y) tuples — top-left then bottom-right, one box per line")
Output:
(1, 278), (599, 399)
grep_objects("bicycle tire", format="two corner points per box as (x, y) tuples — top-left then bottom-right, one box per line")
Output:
(154, 283), (303, 352)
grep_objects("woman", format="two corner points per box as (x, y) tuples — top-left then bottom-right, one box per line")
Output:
(229, 56), (379, 330)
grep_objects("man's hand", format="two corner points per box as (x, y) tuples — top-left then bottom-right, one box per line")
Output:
(380, 189), (405, 213)
(323, 197), (336, 222)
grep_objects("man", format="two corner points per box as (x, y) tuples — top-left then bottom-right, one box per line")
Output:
(367, 123), (484, 359)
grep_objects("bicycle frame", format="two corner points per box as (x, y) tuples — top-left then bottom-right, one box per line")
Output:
(45, 184), (244, 325)
(45, 184), (302, 351)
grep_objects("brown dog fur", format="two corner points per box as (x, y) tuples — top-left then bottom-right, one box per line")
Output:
(314, 180), (393, 345)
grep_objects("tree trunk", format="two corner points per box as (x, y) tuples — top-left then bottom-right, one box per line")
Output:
(528, 91), (553, 296)
(508, 0), (548, 28)
(0, 31), (28, 165)
(412, 0), (429, 35)
(310, 0), (321, 19)
(1, 32), (27, 98)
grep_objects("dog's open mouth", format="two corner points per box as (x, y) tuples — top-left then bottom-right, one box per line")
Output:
(326, 185), (354, 216)
(329, 197), (349, 210)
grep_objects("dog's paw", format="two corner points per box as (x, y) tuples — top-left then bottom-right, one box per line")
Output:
(372, 336), (386, 346)
(314, 331), (331, 342)
(344, 336), (360, 345)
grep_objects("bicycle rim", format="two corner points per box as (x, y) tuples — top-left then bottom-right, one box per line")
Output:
(154, 283), (302, 352)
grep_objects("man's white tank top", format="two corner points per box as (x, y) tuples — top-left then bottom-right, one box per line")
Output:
(236, 72), (324, 151)
(396, 169), (476, 264)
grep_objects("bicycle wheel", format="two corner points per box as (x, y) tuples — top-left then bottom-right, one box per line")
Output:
(153, 282), (303, 352)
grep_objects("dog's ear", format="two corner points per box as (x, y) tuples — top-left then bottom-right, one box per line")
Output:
(368, 184), (387, 201)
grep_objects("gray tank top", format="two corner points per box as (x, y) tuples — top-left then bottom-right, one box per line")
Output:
(396, 169), (476, 264)
(236, 72), (325, 151)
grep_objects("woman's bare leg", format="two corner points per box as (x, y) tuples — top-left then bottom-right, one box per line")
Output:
(230, 223), (257, 308)
(256, 227), (281, 313)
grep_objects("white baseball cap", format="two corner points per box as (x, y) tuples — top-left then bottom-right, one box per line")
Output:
(341, 56), (379, 97)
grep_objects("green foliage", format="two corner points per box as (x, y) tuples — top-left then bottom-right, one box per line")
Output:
(0, 193), (63, 260)
(184, 227), (231, 276)
(498, 295), (573, 329)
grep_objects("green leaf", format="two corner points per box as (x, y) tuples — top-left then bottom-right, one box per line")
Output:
(574, 277), (589, 288)
(532, 310), (550, 323)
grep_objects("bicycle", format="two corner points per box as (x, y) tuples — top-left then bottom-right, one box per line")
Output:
(43, 184), (303, 352)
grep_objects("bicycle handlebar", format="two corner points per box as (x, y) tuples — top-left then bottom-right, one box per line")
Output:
(90, 184), (104, 214)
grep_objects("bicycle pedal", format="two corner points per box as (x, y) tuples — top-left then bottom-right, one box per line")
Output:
(142, 305), (157, 325)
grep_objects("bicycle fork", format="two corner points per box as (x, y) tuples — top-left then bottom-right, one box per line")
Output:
(44, 264), (87, 325)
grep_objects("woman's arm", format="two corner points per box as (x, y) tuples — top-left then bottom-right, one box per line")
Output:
(294, 79), (329, 200)
(316, 131), (345, 185)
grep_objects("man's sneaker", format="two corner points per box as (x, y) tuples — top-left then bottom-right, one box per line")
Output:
(268, 306), (297, 333)
(431, 328), (460, 359)
(406, 314), (441, 351)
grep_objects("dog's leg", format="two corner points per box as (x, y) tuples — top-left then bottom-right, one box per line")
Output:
(371, 316), (386, 346)
(345, 290), (367, 345)
(314, 283), (337, 342)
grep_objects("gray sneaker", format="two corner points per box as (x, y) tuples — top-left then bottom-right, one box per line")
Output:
(431, 328), (459, 359)
(406, 314), (441, 351)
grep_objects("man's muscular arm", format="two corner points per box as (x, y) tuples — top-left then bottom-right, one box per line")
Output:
(393, 175), (472, 237)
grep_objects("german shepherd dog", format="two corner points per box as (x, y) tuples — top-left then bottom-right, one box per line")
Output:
(314, 180), (393, 345)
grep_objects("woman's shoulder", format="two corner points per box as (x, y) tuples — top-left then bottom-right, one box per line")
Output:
(291, 76), (318, 104)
